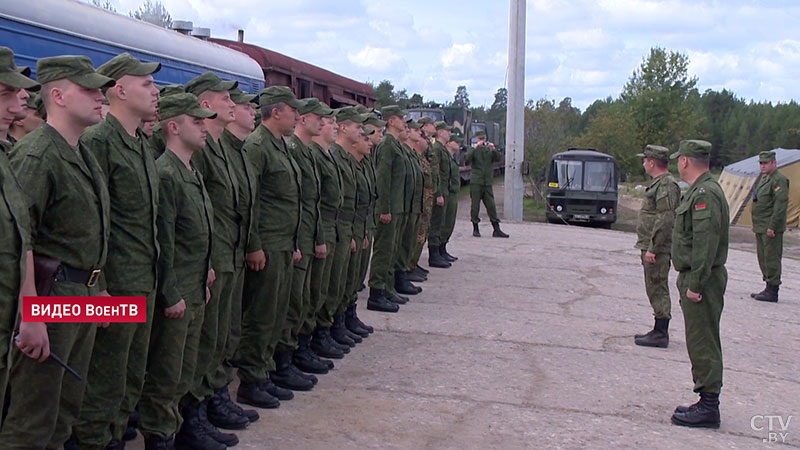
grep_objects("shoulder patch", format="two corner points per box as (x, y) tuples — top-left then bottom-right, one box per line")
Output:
(695, 203), (707, 211)
(775, 185), (781, 191)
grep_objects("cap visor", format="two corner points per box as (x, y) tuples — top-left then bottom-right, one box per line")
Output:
(131, 61), (162, 76)
(286, 97), (302, 109)
(0, 71), (40, 91)
(669, 151), (681, 160)
(635, 153), (645, 158)
(236, 93), (257, 104)
(218, 80), (238, 91)
(71, 72), (116, 90)
(188, 106), (217, 119)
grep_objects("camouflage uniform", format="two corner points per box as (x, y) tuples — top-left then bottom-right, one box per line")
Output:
(411, 148), (434, 268)
(751, 154), (789, 287)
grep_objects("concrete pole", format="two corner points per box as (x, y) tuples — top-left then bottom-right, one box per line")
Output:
(504, 0), (525, 221)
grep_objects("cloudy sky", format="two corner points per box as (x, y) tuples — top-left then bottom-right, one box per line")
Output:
(108, 0), (800, 110)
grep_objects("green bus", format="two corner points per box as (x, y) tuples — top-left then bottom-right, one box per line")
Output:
(545, 148), (618, 227)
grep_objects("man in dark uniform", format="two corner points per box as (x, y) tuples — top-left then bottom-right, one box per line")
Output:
(633, 145), (680, 348)
(669, 139), (729, 429)
(2, 55), (114, 450)
(467, 131), (509, 238)
(428, 122), (454, 267)
(750, 150), (789, 303)
(73, 52), (162, 450)
(440, 135), (462, 256)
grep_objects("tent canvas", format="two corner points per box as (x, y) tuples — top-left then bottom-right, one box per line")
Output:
(719, 148), (800, 228)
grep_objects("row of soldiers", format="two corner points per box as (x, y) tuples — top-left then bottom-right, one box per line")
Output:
(0, 47), (498, 450)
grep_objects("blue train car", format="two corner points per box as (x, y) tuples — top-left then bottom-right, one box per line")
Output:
(0, 0), (265, 93)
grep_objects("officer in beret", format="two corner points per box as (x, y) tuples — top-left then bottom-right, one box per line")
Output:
(72, 52), (162, 450)
(467, 130), (509, 238)
(669, 139), (729, 429)
(632, 145), (681, 348)
(2, 54), (114, 449)
(750, 150), (789, 303)
(233, 86), (303, 408)
(0, 46), (39, 430)
(137, 93), (217, 450)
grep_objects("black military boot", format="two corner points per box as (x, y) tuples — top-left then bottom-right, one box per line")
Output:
(417, 265), (430, 275)
(671, 392), (721, 429)
(428, 245), (451, 268)
(634, 318), (669, 348)
(174, 404), (227, 450)
(750, 282), (768, 298)
(215, 387), (259, 423)
(207, 389), (249, 430)
(440, 243), (458, 262)
(405, 269), (427, 282)
(395, 271), (422, 295)
(270, 351), (314, 391)
(472, 222), (481, 237)
(144, 435), (174, 450)
(197, 400), (239, 447)
(351, 300), (374, 333)
(344, 305), (370, 337)
(311, 327), (346, 359)
(754, 283), (779, 303)
(386, 292), (408, 304)
(235, 381), (280, 409)
(123, 411), (139, 441)
(331, 314), (357, 347)
(341, 315), (364, 343)
(491, 221), (509, 238)
(367, 288), (399, 313)
(289, 361), (318, 385)
(293, 334), (330, 374)
(258, 378), (294, 400)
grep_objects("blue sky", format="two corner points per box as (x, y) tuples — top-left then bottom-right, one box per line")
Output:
(108, 0), (800, 110)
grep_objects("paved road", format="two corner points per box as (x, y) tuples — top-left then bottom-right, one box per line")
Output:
(128, 184), (799, 449)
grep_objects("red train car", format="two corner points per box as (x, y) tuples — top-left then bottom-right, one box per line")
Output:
(211, 36), (375, 108)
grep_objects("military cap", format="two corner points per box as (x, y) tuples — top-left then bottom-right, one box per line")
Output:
(637, 144), (670, 161)
(158, 92), (217, 121)
(380, 105), (405, 119)
(159, 84), (184, 98)
(365, 115), (386, 128)
(355, 104), (370, 114)
(97, 52), (160, 80)
(0, 47), (40, 91)
(406, 119), (420, 130)
(417, 117), (434, 126)
(435, 121), (453, 131)
(759, 150), (776, 163)
(448, 135), (462, 144)
(36, 55), (115, 90)
(32, 92), (46, 119)
(474, 130), (487, 138)
(23, 90), (39, 109)
(259, 86), (301, 109)
(362, 126), (376, 136)
(298, 98), (334, 116)
(184, 71), (237, 96)
(670, 139), (711, 159)
(335, 106), (367, 124)
(229, 88), (258, 105)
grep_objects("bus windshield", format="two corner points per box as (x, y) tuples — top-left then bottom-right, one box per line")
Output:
(406, 110), (445, 122)
(584, 161), (616, 192)
(549, 159), (616, 192)
(554, 160), (583, 190)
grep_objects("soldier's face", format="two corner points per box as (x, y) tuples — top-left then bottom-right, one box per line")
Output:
(276, 104), (298, 136)
(676, 155), (688, 179)
(759, 160), (776, 175)
(299, 113), (323, 137)
(360, 135), (371, 155)
(320, 116), (337, 143)
(422, 123), (436, 137)
(177, 115), (208, 151)
(340, 121), (361, 143)
(233, 103), (256, 133)
(63, 82), (106, 127)
(203, 91), (236, 124)
(13, 106), (45, 134)
(366, 125), (383, 145)
(140, 119), (156, 137)
(14, 89), (28, 120)
(118, 74), (158, 121)
(0, 83), (23, 135)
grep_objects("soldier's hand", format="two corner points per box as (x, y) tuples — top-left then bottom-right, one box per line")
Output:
(164, 299), (186, 319)
(487, 142), (496, 150)
(315, 243), (328, 259)
(379, 213), (392, 224)
(436, 196), (445, 207)
(207, 269), (216, 288)
(293, 249), (302, 263)
(362, 237), (369, 250)
(645, 251), (657, 264)
(206, 287), (212, 304)
(767, 228), (776, 238)
(686, 289), (703, 303)
(350, 239), (357, 253)
(247, 250), (267, 271)
(15, 322), (50, 362)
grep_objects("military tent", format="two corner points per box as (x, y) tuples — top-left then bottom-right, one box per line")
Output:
(719, 148), (800, 228)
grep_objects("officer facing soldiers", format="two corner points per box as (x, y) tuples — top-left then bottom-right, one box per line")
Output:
(750, 150), (788, 303)
(633, 145), (680, 348)
(2, 55), (114, 449)
(72, 52), (162, 450)
(138, 93), (216, 450)
(669, 139), (729, 429)
(0, 46), (39, 430)
(467, 130), (509, 238)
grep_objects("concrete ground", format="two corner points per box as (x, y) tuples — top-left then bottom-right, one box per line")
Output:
(129, 184), (800, 449)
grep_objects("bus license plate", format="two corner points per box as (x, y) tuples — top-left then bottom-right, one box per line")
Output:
(573, 214), (590, 220)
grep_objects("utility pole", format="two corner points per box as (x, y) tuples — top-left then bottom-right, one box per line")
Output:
(504, 0), (525, 221)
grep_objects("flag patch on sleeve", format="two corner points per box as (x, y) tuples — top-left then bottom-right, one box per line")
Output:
(775, 186), (781, 191)
(695, 203), (707, 211)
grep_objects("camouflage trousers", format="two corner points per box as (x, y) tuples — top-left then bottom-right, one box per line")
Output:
(640, 250), (672, 319)
(755, 232), (783, 285)
(411, 188), (435, 269)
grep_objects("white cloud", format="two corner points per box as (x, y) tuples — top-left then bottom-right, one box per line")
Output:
(347, 46), (405, 72)
(441, 43), (476, 68)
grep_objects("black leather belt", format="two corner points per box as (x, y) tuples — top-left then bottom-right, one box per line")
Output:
(58, 265), (102, 287)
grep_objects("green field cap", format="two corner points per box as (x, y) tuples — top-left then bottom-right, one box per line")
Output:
(637, 144), (670, 161)
(259, 86), (301, 108)
(759, 150), (776, 163)
(335, 106), (367, 124)
(380, 105), (404, 119)
(435, 121), (453, 131)
(670, 139), (711, 159)
(474, 130), (487, 138)
(417, 117), (434, 125)
(298, 98), (334, 116)
(36, 55), (115, 89)
(365, 114), (386, 128)
(158, 92), (217, 121)
(0, 47), (39, 90)
(159, 84), (184, 98)
(406, 119), (420, 130)
(185, 71), (237, 96)
(362, 126), (376, 136)
(355, 104), (370, 114)
(229, 88), (258, 105)
(97, 52), (161, 80)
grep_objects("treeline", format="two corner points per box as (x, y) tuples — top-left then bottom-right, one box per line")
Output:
(524, 47), (800, 176)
